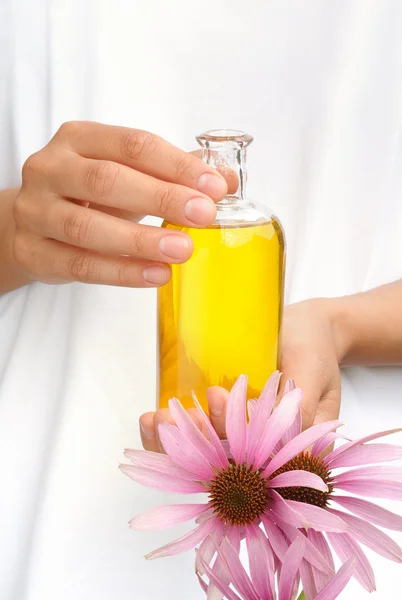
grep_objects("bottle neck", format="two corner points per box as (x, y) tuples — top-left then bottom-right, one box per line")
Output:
(201, 143), (248, 204)
(196, 130), (253, 205)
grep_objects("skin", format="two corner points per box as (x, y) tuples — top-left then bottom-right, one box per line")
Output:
(140, 282), (402, 451)
(0, 122), (234, 294)
(0, 122), (401, 449)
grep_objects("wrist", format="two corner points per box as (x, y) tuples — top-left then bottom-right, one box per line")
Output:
(320, 296), (354, 366)
(0, 187), (31, 294)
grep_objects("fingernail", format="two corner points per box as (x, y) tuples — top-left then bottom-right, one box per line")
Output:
(185, 197), (216, 225)
(208, 393), (224, 417)
(140, 422), (155, 440)
(143, 265), (170, 285)
(198, 173), (227, 200)
(159, 234), (191, 259)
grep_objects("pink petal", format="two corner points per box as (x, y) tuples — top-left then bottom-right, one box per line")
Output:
(129, 503), (208, 530)
(219, 537), (260, 600)
(306, 530), (334, 571)
(197, 573), (209, 595)
(247, 371), (281, 465)
(300, 560), (318, 600)
(123, 448), (197, 480)
(277, 521), (334, 575)
(252, 388), (304, 470)
(272, 439), (285, 455)
(282, 379), (302, 444)
(196, 554), (241, 600)
(220, 439), (232, 460)
(207, 526), (241, 600)
(329, 508), (402, 562)
(247, 399), (257, 420)
(158, 422), (215, 480)
(119, 464), (205, 493)
(202, 530), (243, 600)
(245, 524), (275, 600)
(225, 375), (248, 465)
(261, 516), (290, 561)
(263, 420), (342, 478)
(314, 557), (356, 600)
(196, 506), (216, 525)
(284, 379), (296, 394)
(268, 470), (328, 492)
(307, 530), (334, 592)
(195, 520), (225, 576)
(282, 407), (302, 445)
(145, 517), (217, 560)
(311, 432), (348, 458)
(324, 428), (402, 466)
(332, 465), (402, 484)
(191, 392), (229, 469)
(206, 563), (227, 600)
(169, 398), (225, 469)
(333, 495), (402, 531)
(285, 501), (348, 532)
(269, 490), (310, 528)
(334, 478), (402, 500)
(327, 443), (402, 469)
(327, 531), (375, 592)
(206, 557), (230, 600)
(278, 537), (305, 600)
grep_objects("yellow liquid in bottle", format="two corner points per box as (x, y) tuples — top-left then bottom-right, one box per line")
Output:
(157, 219), (285, 410)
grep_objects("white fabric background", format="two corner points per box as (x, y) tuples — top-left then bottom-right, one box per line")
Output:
(0, 1), (402, 599)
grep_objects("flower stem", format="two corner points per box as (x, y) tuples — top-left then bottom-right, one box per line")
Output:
(296, 592), (306, 600)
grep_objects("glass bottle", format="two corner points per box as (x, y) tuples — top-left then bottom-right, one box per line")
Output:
(157, 130), (285, 411)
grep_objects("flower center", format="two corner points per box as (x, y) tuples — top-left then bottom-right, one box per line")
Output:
(209, 464), (268, 526)
(270, 452), (333, 508)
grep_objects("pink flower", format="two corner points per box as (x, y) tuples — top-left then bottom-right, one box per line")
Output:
(261, 411), (402, 597)
(197, 532), (356, 600)
(120, 373), (345, 562)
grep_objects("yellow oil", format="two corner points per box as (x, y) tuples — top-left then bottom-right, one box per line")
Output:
(157, 220), (285, 411)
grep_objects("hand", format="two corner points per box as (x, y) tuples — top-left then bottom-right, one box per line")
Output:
(278, 298), (342, 428)
(139, 298), (344, 451)
(139, 387), (229, 452)
(10, 122), (229, 288)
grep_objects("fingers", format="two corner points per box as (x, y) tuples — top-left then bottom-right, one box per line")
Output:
(312, 389), (341, 426)
(14, 235), (172, 287)
(139, 410), (175, 452)
(139, 412), (161, 452)
(53, 122), (228, 201)
(189, 149), (239, 195)
(139, 409), (205, 453)
(280, 358), (341, 431)
(206, 386), (229, 439)
(33, 197), (194, 263)
(49, 152), (220, 228)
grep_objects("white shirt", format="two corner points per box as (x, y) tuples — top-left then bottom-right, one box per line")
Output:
(1, 1), (402, 599)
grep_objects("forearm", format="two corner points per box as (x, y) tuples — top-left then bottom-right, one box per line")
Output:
(0, 188), (31, 294)
(327, 281), (402, 366)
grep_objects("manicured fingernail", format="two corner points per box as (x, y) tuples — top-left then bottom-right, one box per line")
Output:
(143, 265), (170, 285)
(159, 234), (191, 259)
(208, 393), (224, 417)
(185, 197), (216, 225)
(140, 422), (155, 440)
(198, 173), (227, 200)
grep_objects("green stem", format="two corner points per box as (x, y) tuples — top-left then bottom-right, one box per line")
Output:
(296, 592), (306, 600)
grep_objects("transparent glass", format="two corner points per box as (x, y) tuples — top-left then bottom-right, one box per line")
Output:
(157, 130), (286, 410)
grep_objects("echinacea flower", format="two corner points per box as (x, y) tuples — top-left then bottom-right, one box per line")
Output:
(197, 531), (356, 600)
(259, 403), (402, 597)
(120, 373), (346, 564)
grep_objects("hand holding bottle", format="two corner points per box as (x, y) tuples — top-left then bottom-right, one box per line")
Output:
(141, 300), (342, 451)
(141, 281), (402, 451)
(1, 122), (230, 292)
